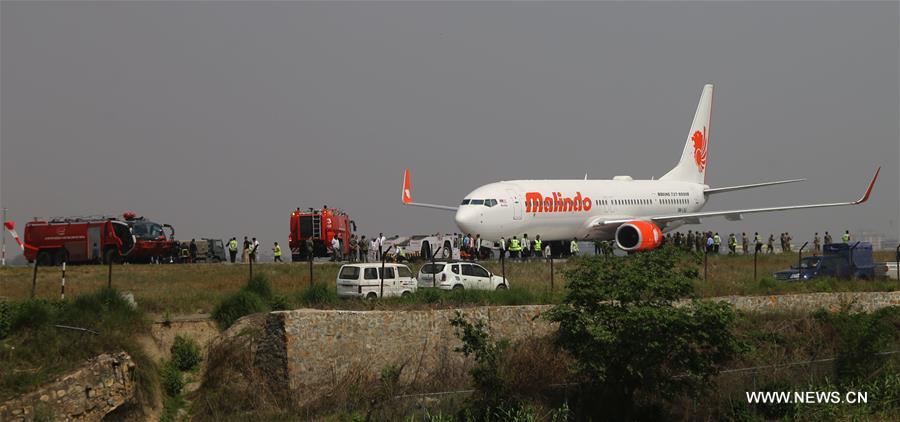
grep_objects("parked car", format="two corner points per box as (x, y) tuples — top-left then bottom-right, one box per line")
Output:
(417, 261), (508, 291)
(336, 263), (417, 299)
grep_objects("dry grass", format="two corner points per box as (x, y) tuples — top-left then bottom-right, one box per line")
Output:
(0, 251), (896, 316)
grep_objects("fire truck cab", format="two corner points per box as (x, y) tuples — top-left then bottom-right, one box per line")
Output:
(122, 212), (176, 263)
(289, 207), (356, 261)
(23, 217), (136, 265)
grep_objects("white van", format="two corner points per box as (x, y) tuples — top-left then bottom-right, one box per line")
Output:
(336, 263), (418, 299)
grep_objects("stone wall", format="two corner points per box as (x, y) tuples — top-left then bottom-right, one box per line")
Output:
(0, 352), (135, 422)
(259, 305), (551, 401)
(258, 291), (899, 404)
(705, 291), (900, 313)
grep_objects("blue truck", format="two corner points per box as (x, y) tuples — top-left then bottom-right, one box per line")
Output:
(774, 242), (887, 281)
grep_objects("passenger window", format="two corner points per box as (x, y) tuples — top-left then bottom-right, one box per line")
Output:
(451, 264), (460, 274)
(379, 267), (396, 279)
(470, 265), (490, 278)
(397, 266), (412, 278)
(339, 266), (360, 280)
(461, 264), (474, 276)
(364, 268), (379, 280)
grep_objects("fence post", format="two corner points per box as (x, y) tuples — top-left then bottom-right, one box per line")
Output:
(31, 261), (38, 298)
(431, 247), (441, 288)
(107, 256), (113, 289)
(380, 245), (393, 298)
(308, 254), (314, 287)
(61, 262), (66, 300)
(753, 248), (758, 281)
(895, 243), (899, 281)
(500, 249), (506, 289)
(797, 241), (808, 280)
(549, 255), (554, 292)
(704, 248), (708, 281)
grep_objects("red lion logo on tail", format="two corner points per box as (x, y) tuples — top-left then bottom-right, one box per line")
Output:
(692, 126), (708, 172)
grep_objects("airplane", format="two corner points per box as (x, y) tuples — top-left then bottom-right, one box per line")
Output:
(401, 84), (880, 252)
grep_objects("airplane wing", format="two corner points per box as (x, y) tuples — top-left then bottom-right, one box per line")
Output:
(598, 167), (880, 227)
(401, 168), (459, 211)
(704, 178), (805, 195)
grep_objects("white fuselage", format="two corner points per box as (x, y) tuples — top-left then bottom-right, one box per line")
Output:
(454, 179), (707, 241)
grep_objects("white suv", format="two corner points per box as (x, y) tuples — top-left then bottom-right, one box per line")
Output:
(417, 262), (509, 291)
(336, 263), (417, 299)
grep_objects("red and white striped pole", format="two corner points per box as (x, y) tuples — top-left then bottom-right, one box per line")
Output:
(61, 262), (67, 300)
(2, 208), (7, 266)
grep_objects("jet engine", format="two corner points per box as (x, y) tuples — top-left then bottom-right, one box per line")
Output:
(614, 221), (663, 251)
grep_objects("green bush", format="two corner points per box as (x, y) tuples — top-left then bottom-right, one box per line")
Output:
(815, 306), (900, 383)
(269, 294), (290, 311)
(299, 282), (336, 306)
(544, 249), (744, 419)
(160, 360), (184, 396)
(9, 299), (59, 333)
(170, 335), (202, 372)
(242, 274), (273, 301)
(0, 288), (152, 405)
(450, 312), (513, 415)
(0, 301), (11, 339)
(211, 290), (267, 330)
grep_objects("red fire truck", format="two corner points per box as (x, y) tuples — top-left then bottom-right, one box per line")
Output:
(288, 207), (356, 261)
(122, 212), (176, 263)
(23, 216), (136, 265)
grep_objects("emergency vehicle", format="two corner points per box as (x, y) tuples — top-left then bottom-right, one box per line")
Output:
(23, 216), (136, 265)
(288, 207), (356, 261)
(122, 212), (176, 263)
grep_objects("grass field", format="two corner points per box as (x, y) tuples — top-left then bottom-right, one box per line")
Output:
(1, 251), (897, 316)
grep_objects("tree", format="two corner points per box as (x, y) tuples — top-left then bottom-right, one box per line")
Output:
(544, 246), (744, 419)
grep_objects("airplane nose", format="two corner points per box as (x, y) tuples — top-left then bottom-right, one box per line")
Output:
(454, 207), (479, 233)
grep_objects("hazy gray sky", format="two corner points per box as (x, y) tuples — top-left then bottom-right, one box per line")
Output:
(2, 1), (898, 255)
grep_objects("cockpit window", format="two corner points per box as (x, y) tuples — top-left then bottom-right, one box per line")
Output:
(470, 199), (484, 205)
(484, 199), (497, 207)
(461, 199), (471, 205)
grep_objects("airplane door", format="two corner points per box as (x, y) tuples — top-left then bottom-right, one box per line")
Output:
(506, 189), (522, 220)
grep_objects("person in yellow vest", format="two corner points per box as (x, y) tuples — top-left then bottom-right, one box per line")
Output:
(508, 236), (522, 260)
(227, 237), (238, 263)
(273, 242), (283, 263)
(533, 235), (543, 259)
(842, 230), (851, 243)
(728, 233), (737, 255)
(569, 237), (580, 257)
(713, 233), (721, 254)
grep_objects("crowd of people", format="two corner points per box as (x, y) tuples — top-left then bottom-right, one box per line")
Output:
(659, 229), (854, 255)
(212, 229), (856, 264)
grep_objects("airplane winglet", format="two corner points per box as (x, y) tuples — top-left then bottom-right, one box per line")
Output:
(402, 168), (412, 204)
(854, 166), (880, 204)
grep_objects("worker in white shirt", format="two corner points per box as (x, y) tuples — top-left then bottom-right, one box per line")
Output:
(331, 236), (342, 262)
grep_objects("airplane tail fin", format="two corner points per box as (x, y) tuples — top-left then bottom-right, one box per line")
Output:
(660, 84), (714, 184)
